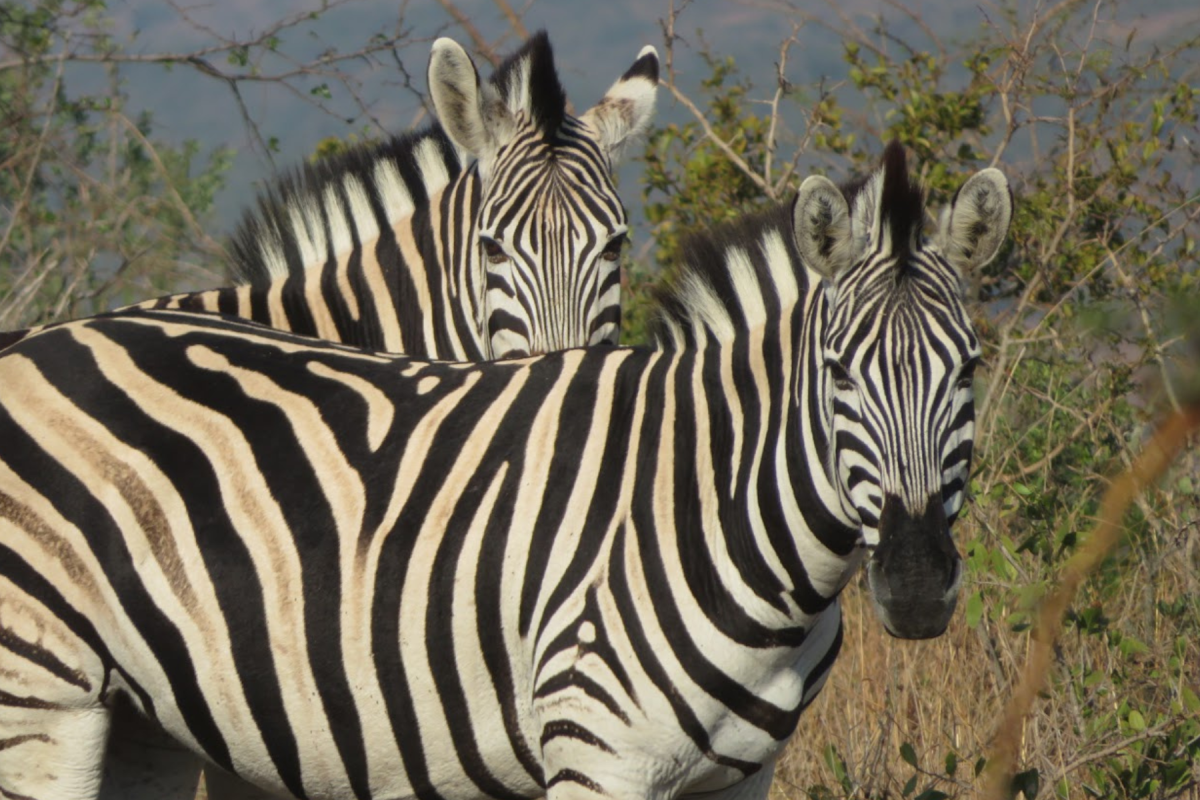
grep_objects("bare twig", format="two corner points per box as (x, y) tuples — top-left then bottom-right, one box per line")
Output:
(435, 0), (500, 67)
(662, 81), (773, 197)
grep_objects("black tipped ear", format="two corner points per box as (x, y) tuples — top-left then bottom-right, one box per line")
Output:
(621, 45), (660, 83)
(579, 45), (659, 163)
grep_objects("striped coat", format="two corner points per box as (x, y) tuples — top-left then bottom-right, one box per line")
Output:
(0, 144), (1012, 800)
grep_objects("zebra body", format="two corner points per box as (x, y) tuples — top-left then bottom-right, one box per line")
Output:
(6, 33), (659, 360)
(0, 144), (1012, 800)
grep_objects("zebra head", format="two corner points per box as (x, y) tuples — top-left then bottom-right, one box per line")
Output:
(795, 143), (1011, 639)
(428, 33), (659, 358)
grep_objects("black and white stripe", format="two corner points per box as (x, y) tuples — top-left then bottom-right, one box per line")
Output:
(4, 32), (659, 361)
(0, 143), (1011, 800)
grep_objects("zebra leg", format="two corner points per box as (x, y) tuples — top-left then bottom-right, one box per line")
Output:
(201, 765), (281, 800)
(97, 704), (205, 800)
(0, 583), (113, 800)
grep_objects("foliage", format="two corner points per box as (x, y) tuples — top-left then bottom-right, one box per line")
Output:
(642, 54), (774, 265)
(0, 0), (233, 327)
(635, 2), (1200, 798)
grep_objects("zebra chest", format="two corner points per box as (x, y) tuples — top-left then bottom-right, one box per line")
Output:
(528, 592), (820, 800)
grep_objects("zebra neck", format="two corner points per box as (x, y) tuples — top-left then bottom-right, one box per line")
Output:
(675, 293), (859, 637)
(785, 282), (864, 586)
(424, 165), (489, 361)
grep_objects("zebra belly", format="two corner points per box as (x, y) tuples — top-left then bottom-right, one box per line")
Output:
(105, 615), (546, 800)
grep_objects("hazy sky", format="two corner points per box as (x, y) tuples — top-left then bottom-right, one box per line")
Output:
(79, 0), (1199, 236)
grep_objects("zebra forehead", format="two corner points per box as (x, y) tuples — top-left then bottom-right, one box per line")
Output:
(483, 174), (625, 234)
(828, 288), (977, 362)
(834, 255), (966, 318)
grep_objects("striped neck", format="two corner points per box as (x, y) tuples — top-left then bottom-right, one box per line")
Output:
(650, 205), (863, 631)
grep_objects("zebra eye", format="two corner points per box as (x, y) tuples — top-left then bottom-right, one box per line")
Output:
(481, 237), (508, 265)
(600, 235), (626, 262)
(956, 358), (979, 390)
(826, 361), (856, 392)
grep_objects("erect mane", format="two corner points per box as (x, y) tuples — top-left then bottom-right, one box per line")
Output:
(229, 31), (565, 286)
(229, 127), (458, 285)
(646, 144), (931, 348)
(876, 140), (925, 263)
(489, 30), (567, 141)
(649, 202), (800, 348)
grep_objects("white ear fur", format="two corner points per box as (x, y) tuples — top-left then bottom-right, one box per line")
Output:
(848, 169), (885, 258)
(793, 175), (853, 280)
(428, 38), (513, 160)
(937, 167), (1012, 273)
(580, 45), (659, 163)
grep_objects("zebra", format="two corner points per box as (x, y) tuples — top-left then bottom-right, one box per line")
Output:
(0, 142), (1012, 800)
(1, 31), (659, 360)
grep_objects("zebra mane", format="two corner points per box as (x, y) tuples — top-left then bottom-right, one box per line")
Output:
(649, 202), (800, 348)
(489, 30), (567, 141)
(228, 127), (458, 285)
(845, 140), (925, 266)
(650, 143), (931, 348)
(229, 31), (566, 287)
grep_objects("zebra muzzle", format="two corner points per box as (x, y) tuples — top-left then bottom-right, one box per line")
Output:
(865, 495), (962, 639)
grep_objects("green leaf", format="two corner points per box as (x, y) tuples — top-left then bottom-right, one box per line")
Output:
(965, 591), (985, 629)
(1118, 636), (1149, 658)
(915, 791), (949, 800)
(900, 741), (919, 768)
(902, 775), (918, 797)
(823, 743), (848, 785)
(1127, 709), (1146, 732)
(945, 751), (958, 776)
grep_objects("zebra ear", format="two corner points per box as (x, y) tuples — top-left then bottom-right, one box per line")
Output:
(847, 170), (885, 257)
(793, 175), (853, 280)
(937, 167), (1012, 273)
(429, 38), (515, 161)
(580, 45), (659, 163)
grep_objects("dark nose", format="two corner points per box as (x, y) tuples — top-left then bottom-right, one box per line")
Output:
(866, 495), (962, 639)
